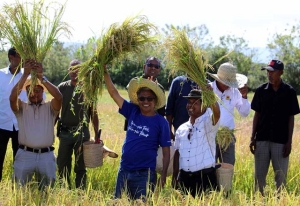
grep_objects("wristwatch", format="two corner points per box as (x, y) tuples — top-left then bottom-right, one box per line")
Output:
(41, 76), (48, 84)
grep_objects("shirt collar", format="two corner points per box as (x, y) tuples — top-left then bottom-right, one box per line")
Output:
(28, 99), (45, 105)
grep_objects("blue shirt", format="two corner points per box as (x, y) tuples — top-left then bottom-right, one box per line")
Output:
(119, 101), (171, 171)
(165, 75), (198, 130)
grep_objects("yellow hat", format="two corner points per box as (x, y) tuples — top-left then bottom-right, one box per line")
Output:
(127, 78), (165, 110)
(22, 76), (47, 91)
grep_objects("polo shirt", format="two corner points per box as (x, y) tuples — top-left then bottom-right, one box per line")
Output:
(174, 109), (220, 172)
(0, 67), (27, 131)
(251, 81), (300, 144)
(15, 101), (59, 148)
(166, 75), (198, 130)
(210, 81), (250, 129)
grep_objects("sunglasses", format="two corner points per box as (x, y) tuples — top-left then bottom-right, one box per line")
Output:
(138, 96), (156, 102)
(146, 63), (160, 69)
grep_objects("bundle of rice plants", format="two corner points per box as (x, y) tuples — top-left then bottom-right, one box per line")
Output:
(216, 126), (235, 151)
(76, 14), (158, 107)
(0, 0), (71, 91)
(165, 28), (217, 108)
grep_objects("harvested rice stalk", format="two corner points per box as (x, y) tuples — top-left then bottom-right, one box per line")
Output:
(165, 28), (217, 108)
(216, 126), (235, 151)
(0, 0), (71, 92)
(76, 14), (158, 107)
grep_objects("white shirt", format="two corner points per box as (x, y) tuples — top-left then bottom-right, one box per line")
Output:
(210, 81), (250, 129)
(174, 109), (220, 172)
(0, 66), (27, 131)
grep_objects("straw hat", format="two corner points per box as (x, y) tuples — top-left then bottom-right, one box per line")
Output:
(22, 76), (47, 91)
(127, 78), (166, 109)
(207, 63), (248, 88)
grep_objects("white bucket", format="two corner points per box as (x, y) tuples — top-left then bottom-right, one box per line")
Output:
(156, 142), (175, 176)
(216, 163), (234, 192)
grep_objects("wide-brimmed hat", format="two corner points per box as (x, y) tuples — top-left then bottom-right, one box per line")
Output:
(22, 76), (47, 91)
(127, 78), (166, 109)
(207, 62), (248, 88)
(183, 89), (202, 99)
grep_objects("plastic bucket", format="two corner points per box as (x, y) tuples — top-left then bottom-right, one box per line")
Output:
(216, 163), (234, 192)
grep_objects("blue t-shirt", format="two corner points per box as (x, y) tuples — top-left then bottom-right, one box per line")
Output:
(119, 101), (171, 171)
(165, 75), (198, 130)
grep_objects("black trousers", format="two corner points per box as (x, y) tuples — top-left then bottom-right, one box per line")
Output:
(178, 168), (218, 197)
(0, 127), (18, 181)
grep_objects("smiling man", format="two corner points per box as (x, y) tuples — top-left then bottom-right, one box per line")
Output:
(250, 59), (300, 195)
(104, 67), (171, 200)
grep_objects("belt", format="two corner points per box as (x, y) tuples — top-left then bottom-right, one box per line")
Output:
(61, 125), (78, 131)
(19, 145), (54, 153)
(180, 167), (215, 176)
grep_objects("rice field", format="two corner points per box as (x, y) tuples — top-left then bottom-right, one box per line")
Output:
(0, 90), (300, 205)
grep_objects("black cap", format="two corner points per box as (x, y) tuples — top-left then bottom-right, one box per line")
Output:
(261, 60), (284, 71)
(183, 89), (202, 99)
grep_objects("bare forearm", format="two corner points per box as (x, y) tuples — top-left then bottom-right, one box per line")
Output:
(92, 109), (99, 138)
(210, 102), (220, 125)
(10, 74), (29, 102)
(251, 112), (260, 140)
(104, 72), (124, 108)
(287, 116), (294, 144)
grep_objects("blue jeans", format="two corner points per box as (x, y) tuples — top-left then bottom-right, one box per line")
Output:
(114, 167), (157, 200)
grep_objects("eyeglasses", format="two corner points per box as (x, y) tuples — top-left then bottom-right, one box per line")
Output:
(138, 96), (156, 102)
(146, 63), (160, 69)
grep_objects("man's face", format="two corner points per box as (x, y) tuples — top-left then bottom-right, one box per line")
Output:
(68, 63), (79, 82)
(143, 59), (161, 79)
(9, 53), (21, 69)
(267, 70), (283, 84)
(26, 85), (44, 104)
(186, 98), (204, 118)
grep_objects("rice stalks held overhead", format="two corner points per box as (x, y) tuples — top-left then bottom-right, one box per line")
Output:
(216, 126), (235, 151)
(76, 14), (158, 107)
(0, 0), (71, 91)
(165, 29), (217, 108)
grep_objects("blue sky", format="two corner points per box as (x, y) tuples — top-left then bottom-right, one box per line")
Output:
(2, 0), (299, 62)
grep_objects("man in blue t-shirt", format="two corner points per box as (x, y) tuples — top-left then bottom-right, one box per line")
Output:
(104, 68), (171, 200)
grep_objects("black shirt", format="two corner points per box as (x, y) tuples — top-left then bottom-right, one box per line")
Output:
(251, 81), (300, 144)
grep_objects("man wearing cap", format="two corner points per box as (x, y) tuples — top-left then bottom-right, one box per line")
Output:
(9, 60), (62, 189)
(56, 59), (99, 189)
(0, 47), (27, 181)
(103, 67), (171, 200)
(250, 59), (300, 195)
(207, 62), (251, 166)
(172, 89), (220, 197)
(166, 75), (198, 140)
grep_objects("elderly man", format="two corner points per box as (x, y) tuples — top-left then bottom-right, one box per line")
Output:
(250, 59), (300, 195)
(172, 89), (220, 197)
(9, 60), (62, 189)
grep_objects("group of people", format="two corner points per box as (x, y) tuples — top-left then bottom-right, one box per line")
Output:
(0, 47), (299, 199)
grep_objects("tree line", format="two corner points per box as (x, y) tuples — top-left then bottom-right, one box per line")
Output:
(1, 23), (300, 93)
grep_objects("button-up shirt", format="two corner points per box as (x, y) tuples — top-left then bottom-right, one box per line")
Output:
(174, 109), (220, 172)
(0, 66), (27, 131)
(210, 81), (250, 129)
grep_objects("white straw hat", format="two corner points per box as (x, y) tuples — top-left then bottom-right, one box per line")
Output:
(207, 62), (248, 88)
(22, 76), (47, 91)
(127, 77), (166, 109)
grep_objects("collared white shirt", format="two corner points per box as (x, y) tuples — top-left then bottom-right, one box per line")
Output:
(210, 81), (250, 129)
(0, 66), (27, 131)
(174, 109), (220, 172)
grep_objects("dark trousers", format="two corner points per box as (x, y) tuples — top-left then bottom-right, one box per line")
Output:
(0, 127), (18, 181)
(178, 168), (218, 197)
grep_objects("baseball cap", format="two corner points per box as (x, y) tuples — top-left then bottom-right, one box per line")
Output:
(261, 60), (284, 71)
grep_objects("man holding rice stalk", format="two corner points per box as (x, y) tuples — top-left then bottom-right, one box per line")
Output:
(103, 67), (171, 200)
(250, 59), (300, 195)
(172, 89), (221, 197)
(9, 60), (62, 189)
(0, 47), (27, 181)
(207, 62), (250, 166)
(56, 59), (99, 189)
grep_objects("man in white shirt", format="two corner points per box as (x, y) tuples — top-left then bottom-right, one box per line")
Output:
(0, 48), (27, 181)
(207, 62), (251, 165)
(172, 89), (220, 197)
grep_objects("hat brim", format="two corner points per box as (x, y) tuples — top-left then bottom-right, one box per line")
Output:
(22, 77), (47, 91)
(182, 95), (202, 99)
(127, 78), (166, 110)
(261, 66), (275, 71)
(103, 145), (118, 158)
(208, 72), (238, 88)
